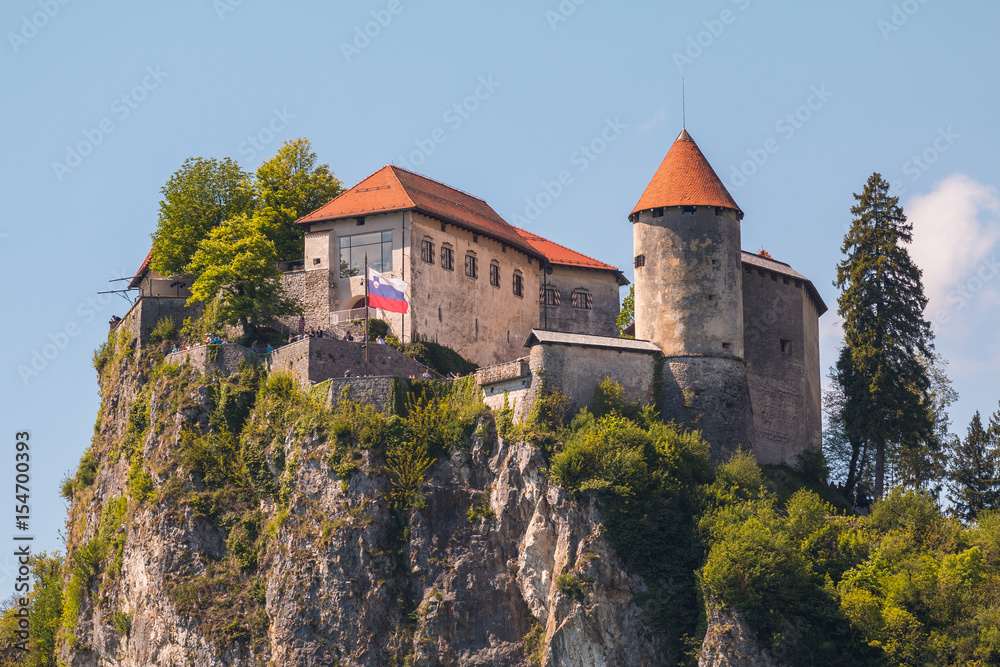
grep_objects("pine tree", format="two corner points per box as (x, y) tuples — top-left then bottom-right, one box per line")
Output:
(835, 173), (935, 499)
(947, 410), (999, 522)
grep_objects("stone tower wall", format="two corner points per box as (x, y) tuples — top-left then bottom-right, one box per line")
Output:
(660, 357), (755, 463)
(742, 265), (823, 464)
(632, 206), (744, 359)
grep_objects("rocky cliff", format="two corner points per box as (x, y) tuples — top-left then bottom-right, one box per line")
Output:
(59, 339), (679, 666)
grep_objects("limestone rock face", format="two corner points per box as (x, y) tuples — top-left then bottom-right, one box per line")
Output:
(698, 603), (782, 667)
(63, 358), (673, 666)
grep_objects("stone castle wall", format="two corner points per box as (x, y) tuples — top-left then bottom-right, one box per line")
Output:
(742, 266), (823, 464)
(478, 338), (658, 424)
(267, 338), (429, 387)
(118, 296), (202, 347)
(325, 376), (407, 413)
(538, 265), (622, 338)
(165, 344), (257, 376)
(660, 356), (755, 463)
(278, 268), (334, 333)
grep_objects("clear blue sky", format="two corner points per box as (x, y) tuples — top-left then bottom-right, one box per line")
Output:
(2, 1), (998, 596)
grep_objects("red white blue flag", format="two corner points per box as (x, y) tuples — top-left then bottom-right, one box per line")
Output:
(367, 268), (409, 314)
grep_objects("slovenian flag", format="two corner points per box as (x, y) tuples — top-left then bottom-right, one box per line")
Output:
(367, 268), (409, 314)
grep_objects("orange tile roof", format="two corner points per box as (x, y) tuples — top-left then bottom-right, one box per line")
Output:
(297, 165), (543, 261)
(632, 129), (742, 217)
(513, 226), (628, 285)
(127, 249), (153, 289)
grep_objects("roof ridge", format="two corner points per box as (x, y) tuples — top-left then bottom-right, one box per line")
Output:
(740, 249), (792, 268)
(388, 165), (492, 207)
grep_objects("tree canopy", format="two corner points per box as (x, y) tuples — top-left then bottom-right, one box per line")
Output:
(254, 138), (343, 262)
(150, 138), (342, 275)
(150, 157), (254, 276)
(186, 213), (300, 333)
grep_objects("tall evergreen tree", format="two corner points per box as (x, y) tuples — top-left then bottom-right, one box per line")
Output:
(947, 410), (999, 522)
(835, 173), (935, 499)
(824, 346), (873, 499)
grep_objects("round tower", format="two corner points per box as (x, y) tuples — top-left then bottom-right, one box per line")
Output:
(630, 129), (754, 458)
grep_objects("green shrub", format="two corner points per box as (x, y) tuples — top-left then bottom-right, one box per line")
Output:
(555, 573), (585, 602)
(795, 445), (830, 485)
(366, 317), (390, 339)
(112, 610), (133, 637)
(467, 500), (496, 524)
(92, 332), (115, 372)
(149, 316), (179, 343)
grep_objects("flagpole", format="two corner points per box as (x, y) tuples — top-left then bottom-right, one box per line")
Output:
(364, 253), (369, 364)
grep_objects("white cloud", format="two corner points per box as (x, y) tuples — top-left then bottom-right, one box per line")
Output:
(906, 173), (1000, 328)
(639, 107), (669, 135)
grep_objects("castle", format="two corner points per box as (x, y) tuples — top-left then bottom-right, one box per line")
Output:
(123, 128), (825, 465)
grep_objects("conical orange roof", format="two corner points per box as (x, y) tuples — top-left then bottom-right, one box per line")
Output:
(631, 129), (742, 218)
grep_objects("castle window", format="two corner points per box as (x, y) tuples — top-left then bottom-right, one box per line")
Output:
(653, 207), (664, 218)
(571, 290), (592, 310)
(540, 286), (560, 306)
(715, 207), (724, 216)
(795, 280), (802, 288)
(473, 234), (479, 243)
(513, 271), (523, 298)
(634, 254), (645, 268)
(441, 245), (454, 271)
(441, 223), (446, 232)
(707, 294), (716, 301)
(465, 253), (478, 279)
(421, 239), (434, 264)
(356, 216), (366, 226)
(722, 342), (732, 350)
(770, 273), (777, 281)
(313, 258), (321, 265)
(780, 339), (792, 355)
(783, 277), (789, 285)
(339, 230), (392, 277)
(682, 206), (696, 215)
(490, 261), (501, 288)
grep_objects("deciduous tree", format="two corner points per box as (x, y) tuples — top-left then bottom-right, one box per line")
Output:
(151, 157), (254, 276)
(186, 213), (300, 336)
(253, 138), (343, 261)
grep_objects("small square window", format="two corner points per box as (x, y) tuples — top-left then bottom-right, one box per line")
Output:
(313, 258), (321, 265)
(682, 206), (696, 215)
(653, 207), (664, 218)
(634, 254), (646, 268)
(571, 290), (593, 310)
(780, 339), (792, 355)
(539, 286), (560, 306)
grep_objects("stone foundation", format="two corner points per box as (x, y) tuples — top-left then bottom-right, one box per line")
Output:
(660, 356), (755, 462)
